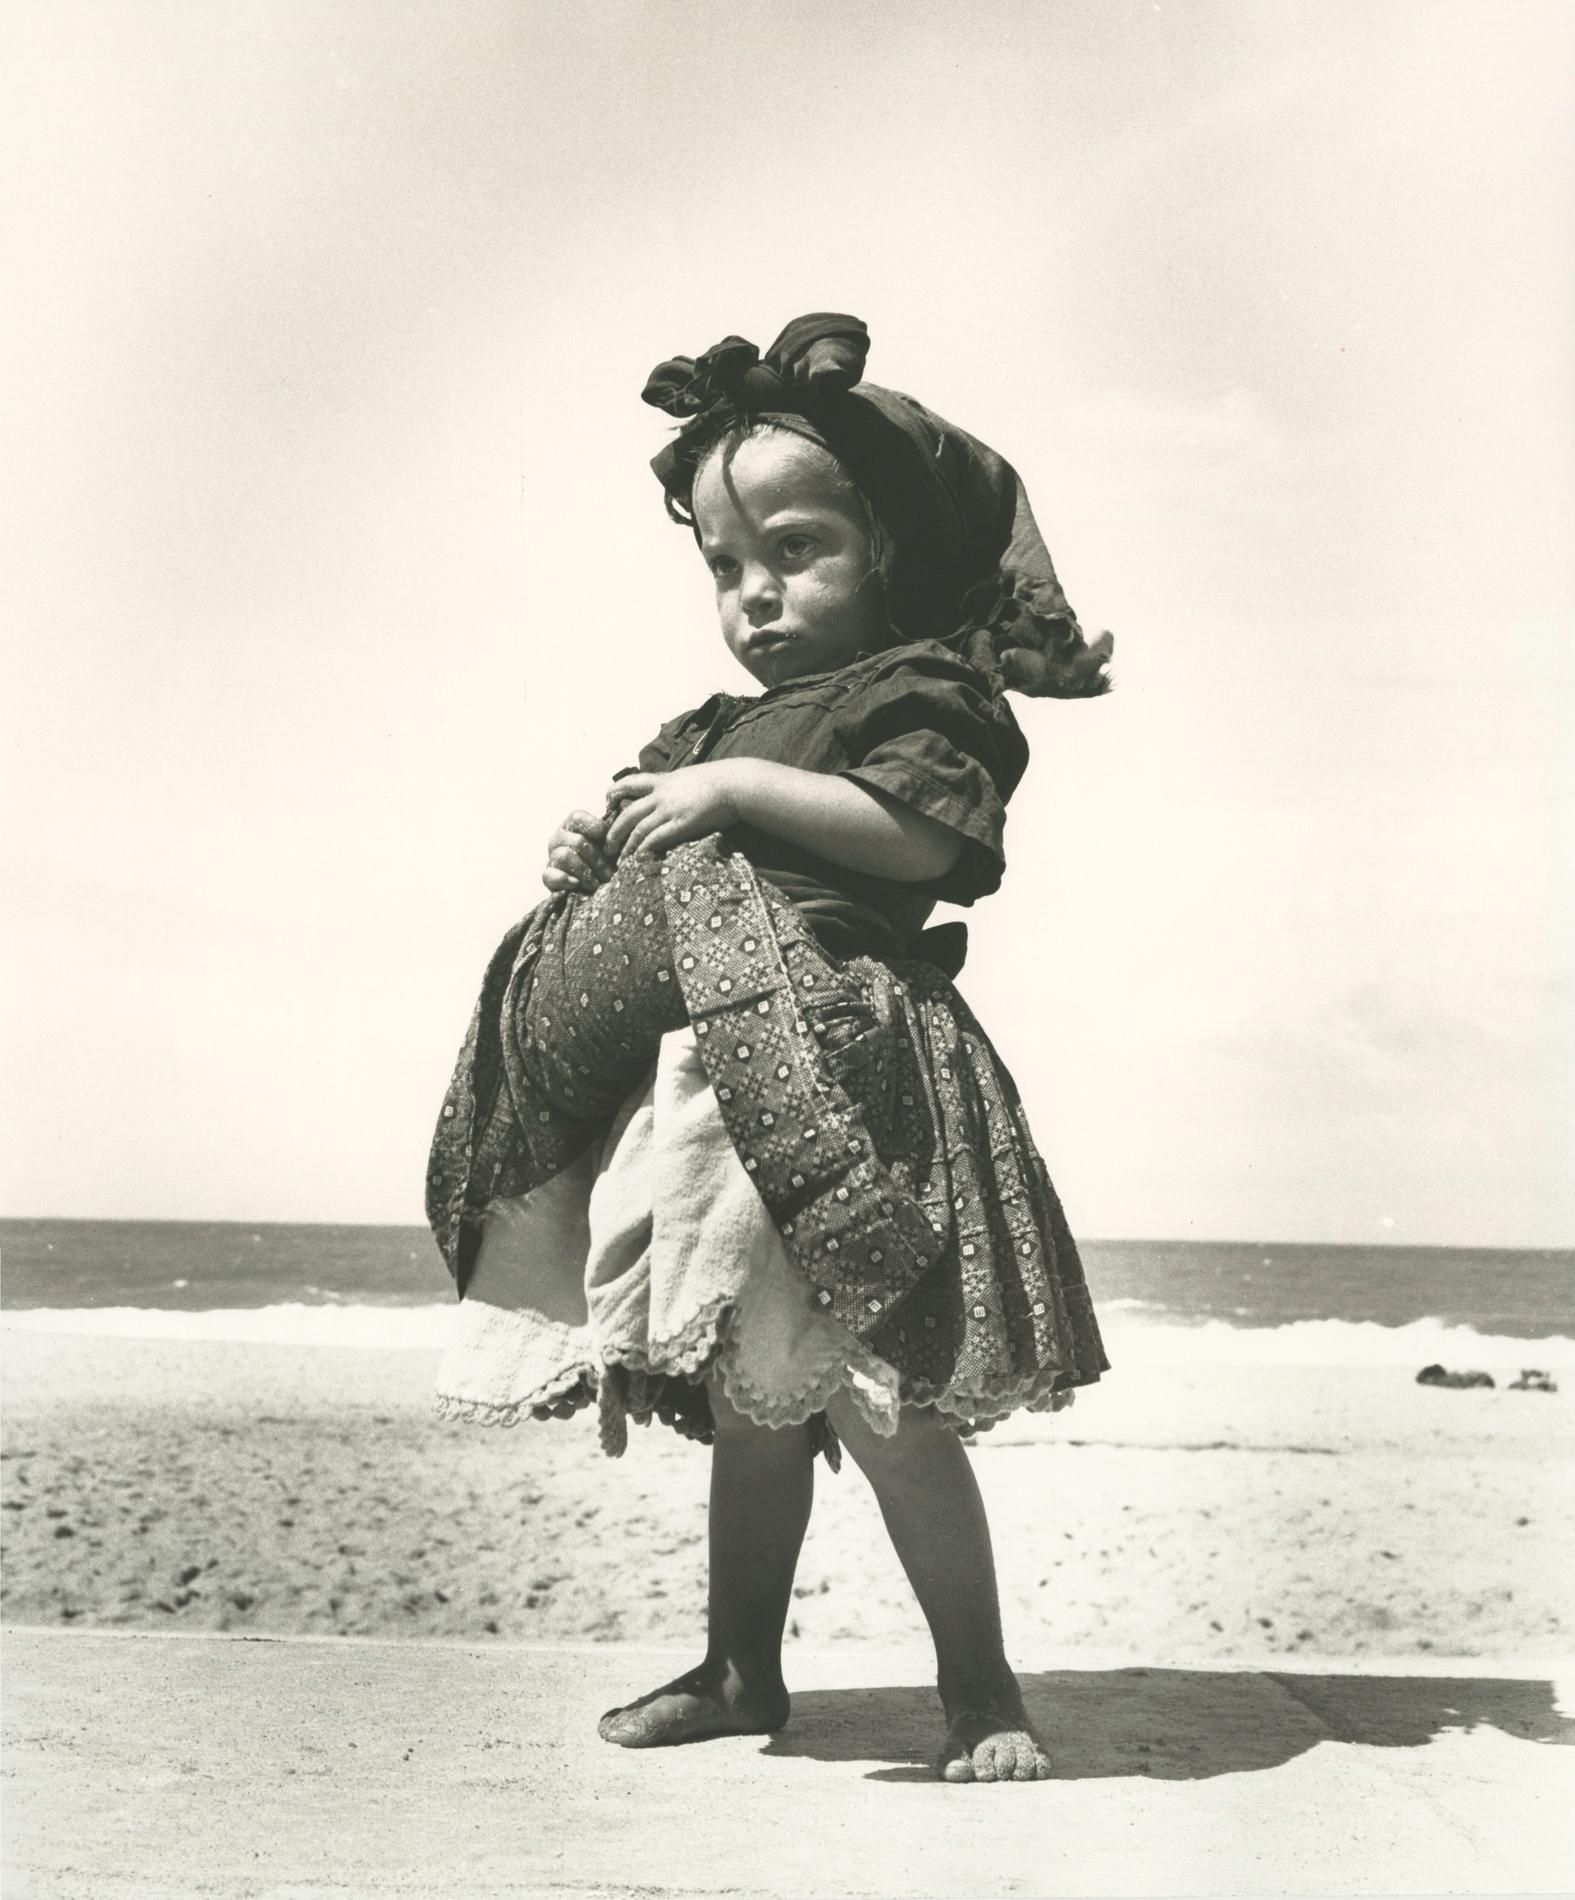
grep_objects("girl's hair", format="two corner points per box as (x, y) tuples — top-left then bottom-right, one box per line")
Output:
(664, 415), (859, 527)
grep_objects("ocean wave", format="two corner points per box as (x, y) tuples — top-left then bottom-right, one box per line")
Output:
(2, 1303), (1571, 1369)
(1103, 1313), (1573, 1370)
(1, 1303), (456, 1350)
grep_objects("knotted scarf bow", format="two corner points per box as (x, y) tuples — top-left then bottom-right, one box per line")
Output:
(642, 314), (871, 419)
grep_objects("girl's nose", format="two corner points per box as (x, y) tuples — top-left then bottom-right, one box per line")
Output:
(740, 562), (781, 625)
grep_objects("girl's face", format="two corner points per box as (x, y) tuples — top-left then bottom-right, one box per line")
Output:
(690, 429), (887, 689)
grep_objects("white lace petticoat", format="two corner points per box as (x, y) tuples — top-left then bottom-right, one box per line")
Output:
(436, 1026), (1071, 1454)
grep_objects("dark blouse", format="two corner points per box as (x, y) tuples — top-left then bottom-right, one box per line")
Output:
(635, 641), (1029, 960)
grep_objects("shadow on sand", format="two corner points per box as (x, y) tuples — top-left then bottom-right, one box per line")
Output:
(761, 1668), (1575, 1783)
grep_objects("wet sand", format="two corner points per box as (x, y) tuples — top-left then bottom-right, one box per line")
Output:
(3, 1325), (1571, 1661)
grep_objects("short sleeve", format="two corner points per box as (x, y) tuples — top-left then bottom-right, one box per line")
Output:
(832, 648), (1030, 905)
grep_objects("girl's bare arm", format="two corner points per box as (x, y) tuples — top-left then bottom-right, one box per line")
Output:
(604, 760), (963, 884)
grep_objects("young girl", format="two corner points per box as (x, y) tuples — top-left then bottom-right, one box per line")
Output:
(428, 313), (1112, 1784)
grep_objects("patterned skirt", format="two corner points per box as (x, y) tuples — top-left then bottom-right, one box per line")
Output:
(427, 836), (1107, 1453)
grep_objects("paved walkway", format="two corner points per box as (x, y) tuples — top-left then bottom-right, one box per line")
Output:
(4, 1630), (1572, 1897)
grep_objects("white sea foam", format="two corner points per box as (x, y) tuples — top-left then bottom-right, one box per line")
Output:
(1103, 1313), (1574, 1371)
(2, 1303), (1571, 1369)
(1, 1303), (456, 1350)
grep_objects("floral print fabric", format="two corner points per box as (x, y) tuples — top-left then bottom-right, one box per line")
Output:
(427, 835), (1107, 1446)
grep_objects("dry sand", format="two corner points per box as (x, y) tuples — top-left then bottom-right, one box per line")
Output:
(3, 1324), (1571, 1663)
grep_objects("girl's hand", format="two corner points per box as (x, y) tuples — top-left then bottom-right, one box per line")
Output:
(542, 810), (616, 894)
(604, 764), (751, 860)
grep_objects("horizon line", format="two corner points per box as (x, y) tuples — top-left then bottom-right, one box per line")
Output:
(0, 1213), (1569, 1258)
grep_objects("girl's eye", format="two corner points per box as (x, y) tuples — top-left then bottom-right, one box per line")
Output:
(709, 556), (738, 581)
(779, 535), (816, 561)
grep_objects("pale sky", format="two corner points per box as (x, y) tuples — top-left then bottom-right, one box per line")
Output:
(4, 0), (1571, 1245)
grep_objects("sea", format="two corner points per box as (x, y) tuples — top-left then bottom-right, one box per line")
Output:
(1, 1220), (1571, 1369)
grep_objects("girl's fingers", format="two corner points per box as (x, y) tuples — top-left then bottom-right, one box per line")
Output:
(563, 811), (614, 878)
(607, 774), (654, 806)
(549, 846), (609, 884)
(552, 816), (605, 847)
(624, 812), (664, 857)
(605, 797), (655, 857)
(629, 816), (685, 859)
(542, 865), (587, 894)
(548, 842), (599, 886)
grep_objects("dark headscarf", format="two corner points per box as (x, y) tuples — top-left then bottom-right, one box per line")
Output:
(642, 313), (1112, 699)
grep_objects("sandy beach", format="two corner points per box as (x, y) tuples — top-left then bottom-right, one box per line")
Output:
(3, 1323), (1570, 1663)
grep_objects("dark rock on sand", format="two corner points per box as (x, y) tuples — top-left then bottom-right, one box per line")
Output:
(1416, 1364), (1495, 1389)
(1508, 1369), (1558, 1394)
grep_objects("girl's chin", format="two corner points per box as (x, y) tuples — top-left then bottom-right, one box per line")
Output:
(748, 639), (834, 685)
(740, 643), (800, 685)
(736, 628), (874, 687)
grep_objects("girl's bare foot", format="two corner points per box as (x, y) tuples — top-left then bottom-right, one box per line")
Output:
(937, 1707), (1052, 1782)
(597, 1663), (790, 1749)
(936, 1689), (1052, 1783)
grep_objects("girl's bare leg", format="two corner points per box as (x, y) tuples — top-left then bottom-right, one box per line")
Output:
(598, 1379), (813, 1747)
(824, 1392), (1051, 1783)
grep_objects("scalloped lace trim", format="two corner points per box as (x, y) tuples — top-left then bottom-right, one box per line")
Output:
(712, 1295), (902, 1437)
(718, 1350), (1078, 1434)
(434, 1355), (596, 1429)
(597, 1295), (733, 1384)
(436, 1313), (1081, 1436)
